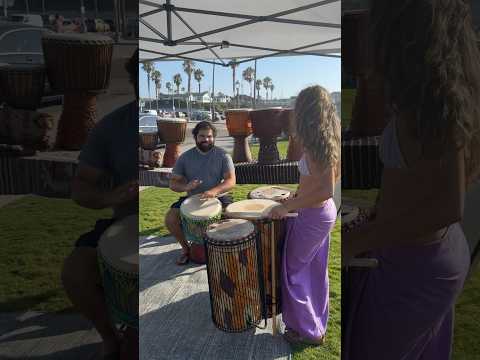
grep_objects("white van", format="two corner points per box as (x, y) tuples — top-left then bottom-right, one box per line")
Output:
(8, 14), (43, 27)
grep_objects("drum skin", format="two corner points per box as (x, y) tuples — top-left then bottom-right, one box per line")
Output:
(205, 219), (262, 332)
(41, 33), (113, 92)
(247, 185), (292, 202)
(226, 109), (252, 137)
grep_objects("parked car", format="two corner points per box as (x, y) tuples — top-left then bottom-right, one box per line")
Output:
(0, 22), (62, 106)
(139, 114), (164, 148)
(7, 14), (43, 27)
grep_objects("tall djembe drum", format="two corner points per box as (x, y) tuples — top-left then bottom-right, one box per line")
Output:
(250, 107), (284, 164)
(156, 117), (187, 168)
(280, 108), (303, 161)
(0, 63), (46, 110)
(0, 63), (54, 150)
(225, 108), (252, 163)
(42, 33), (113, 150)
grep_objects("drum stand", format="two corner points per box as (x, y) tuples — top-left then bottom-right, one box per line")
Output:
(162, 142), (181, 168)
(257, 137), (281, 164)
(232, 135), (252, 163)
(55, 92), (97, 150)
(271, 224), (278, 335)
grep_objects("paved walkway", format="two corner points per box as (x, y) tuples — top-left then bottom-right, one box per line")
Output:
(140, 234), (291, 360)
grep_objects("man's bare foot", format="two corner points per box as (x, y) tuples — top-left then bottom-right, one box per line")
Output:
(176, 251), (190, 265)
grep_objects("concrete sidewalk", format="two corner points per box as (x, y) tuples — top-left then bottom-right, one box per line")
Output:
(140, 234), (291, 360)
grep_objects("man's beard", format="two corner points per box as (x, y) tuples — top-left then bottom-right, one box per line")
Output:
(196, 141), (214, 152)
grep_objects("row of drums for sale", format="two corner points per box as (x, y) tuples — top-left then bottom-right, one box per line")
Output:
(138, 107), (304, 169)
(0, 32), (114, 150)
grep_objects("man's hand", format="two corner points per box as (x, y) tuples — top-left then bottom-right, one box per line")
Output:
(106, 180), (138, 207)
(199, 189), (217, 200)
(185, 179), (202, 192)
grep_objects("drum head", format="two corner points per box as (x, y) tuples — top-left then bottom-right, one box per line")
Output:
(249, 186), (291, 201)
(226, 108), (252, 113)
(206, 219), (255, 242)
(42, 32), (114, 43)
(180, 195), (222, 220)
(98, 215), (138, 274)
(157, 117), (187, 123)
(225, 199), (279, 220)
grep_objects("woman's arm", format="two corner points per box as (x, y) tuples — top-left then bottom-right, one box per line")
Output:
(344, 147), (465, 259)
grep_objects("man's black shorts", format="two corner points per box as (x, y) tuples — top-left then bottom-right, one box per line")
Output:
(75, 219), (115, 248)
(170, 195), (233, 209)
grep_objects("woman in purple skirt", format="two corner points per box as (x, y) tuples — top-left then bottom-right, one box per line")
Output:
(342, 1), (480, 359)
(268, 85), (341, 345)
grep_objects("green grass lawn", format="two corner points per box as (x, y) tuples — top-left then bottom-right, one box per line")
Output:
(452, 267), (480, 359)
(249, 139), (289, 161)
(140, 185), (341, 360)
(0, 196), (112, 312)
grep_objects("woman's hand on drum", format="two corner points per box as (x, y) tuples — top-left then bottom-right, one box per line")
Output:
(185, 179), (202, 192)
(268, 204), (289, 219)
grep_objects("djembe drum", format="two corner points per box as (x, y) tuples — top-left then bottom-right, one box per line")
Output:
(248, 185), (292, 202)
(225, 199), (286, 319)
(98, 214), (139, 360)
(156, 117), (187, 167)
(205, 218), (263, 332)
(180, 195), (223, 264)
(0, 64), (46, 110)
(225, 108), (253, 163)
(139, 132), (158, 151)
(280, 108), (303, 161)
(42, 33), (113, 150)
(250, 107), (284, 164)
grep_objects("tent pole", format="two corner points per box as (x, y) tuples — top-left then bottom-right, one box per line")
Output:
(211, 63), (215, 120)
(253, 59), (257, 109)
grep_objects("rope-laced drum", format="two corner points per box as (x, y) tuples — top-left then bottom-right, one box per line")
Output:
(225, 199), (285, 318)
(97, 214), (139, 330)
(225, 108), (253, 163)
(156, 117), (187, 167)
(205, 218), (263, 332)
(180, 194), (222, 264)
(250, 107), (284, 164)
(0, 63), (46, 110)
(41, 33), (113, 150)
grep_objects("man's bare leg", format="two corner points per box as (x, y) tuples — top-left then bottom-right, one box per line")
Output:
(165, 208), (190, 265)
(61, 247), (120, 356)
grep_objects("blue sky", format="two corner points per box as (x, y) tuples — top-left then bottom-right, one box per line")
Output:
(139, 55), (340, 100)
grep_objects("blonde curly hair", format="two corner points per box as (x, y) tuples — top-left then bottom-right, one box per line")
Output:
(294, 85), (341, 176)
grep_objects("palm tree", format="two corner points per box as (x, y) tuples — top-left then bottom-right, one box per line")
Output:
(255, 79), (262, 100)
(141, 61), (153, 109)
(183, 60), (195, 117)
(270, 83), (275, 100)
(173, 74), (182, 109)
(263, 76), (272, 101)
(166, 81), (173, 110)
(194, 68), (204, 94)
(151, 69), (162, 111)
(242, 66), (254, 99)
(173, 74), (182, 93)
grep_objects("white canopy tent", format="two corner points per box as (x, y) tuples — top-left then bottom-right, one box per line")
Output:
(139, 0), (341, 66)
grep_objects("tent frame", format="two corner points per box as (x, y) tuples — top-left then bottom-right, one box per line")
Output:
(139, 0), (341, 66)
